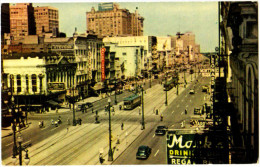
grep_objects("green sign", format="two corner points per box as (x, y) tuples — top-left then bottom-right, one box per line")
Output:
(167, 132), (196, 165)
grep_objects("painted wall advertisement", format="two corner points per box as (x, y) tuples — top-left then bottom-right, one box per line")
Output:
(167, 131), (229, 164)
(101, 47), (106, 81)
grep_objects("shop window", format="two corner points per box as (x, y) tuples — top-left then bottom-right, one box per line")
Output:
(32, 74), (37, 92)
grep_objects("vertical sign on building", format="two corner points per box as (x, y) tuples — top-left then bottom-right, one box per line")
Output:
(210, 54), (216, 119)
(101, 48), (106, 81)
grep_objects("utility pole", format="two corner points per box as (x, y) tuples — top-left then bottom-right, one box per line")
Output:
(141, 87), (145, 130)
(177, 73), (179, 95)
(165, 75), (168, 106)
(107, 98), (113, 161)
(72, 87), (76, 126)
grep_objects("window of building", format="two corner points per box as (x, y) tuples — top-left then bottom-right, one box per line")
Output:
(10, 75), (14, 93)
(23, 75), (29, 93)
(32, 74), (37, 92)
(17, 75), (21, 93)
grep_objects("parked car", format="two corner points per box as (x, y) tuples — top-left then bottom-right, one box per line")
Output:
(189, 89), (195, 94)
(136, 145), (152, 159)
(155, 126), (168, 135)
(85, 102), (93, 108)
(202, 85), (209, 92)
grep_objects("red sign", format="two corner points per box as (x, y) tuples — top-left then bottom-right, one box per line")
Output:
(101, 48), (106, 81)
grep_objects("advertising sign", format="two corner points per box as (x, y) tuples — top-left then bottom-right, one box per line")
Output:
(167, 131), (229, 164)
(101, 48), (106, 81)
(167, 132), (196, 165)
(48, 82), (65, 92)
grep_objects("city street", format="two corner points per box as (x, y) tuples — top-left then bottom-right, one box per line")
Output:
(2, 72), (211, 165)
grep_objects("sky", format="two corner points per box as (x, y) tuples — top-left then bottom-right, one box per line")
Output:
(9, 1), (219, 52)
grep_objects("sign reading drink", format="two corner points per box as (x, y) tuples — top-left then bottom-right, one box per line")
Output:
(101, 48), (106, 81)
(167, 132), (195, 165)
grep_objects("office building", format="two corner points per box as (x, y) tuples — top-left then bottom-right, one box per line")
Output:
(34, 6), (59, 36)
(9, 3), (36, 41)
(86, 3), (144, 37)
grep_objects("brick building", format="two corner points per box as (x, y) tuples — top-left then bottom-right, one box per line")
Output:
(9, 3), (36, 41)
(34, 6), (59, 36)
(86, 3), (144, 37)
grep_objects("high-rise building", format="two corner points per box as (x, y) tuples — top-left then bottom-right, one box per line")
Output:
(180, 32), (196, 51)
(9, 3), (36, 41)
(86, 3), (144, 37)
(34, 6), (59, 36)
(1, 3), (10, 40)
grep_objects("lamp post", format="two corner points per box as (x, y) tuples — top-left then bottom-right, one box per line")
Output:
(13, 133), (30, 166)
(71, 87), (76, 126)
(176, 73), (179, 95)
(149, 71), (152, 88)
(184, 70), (186, 88)
(8, 76), (18, 157)
(114, 80), (117, 105)
(141, 86), (145, 130)
(165, 75), (168, 106)
(107, 97), (113, 161)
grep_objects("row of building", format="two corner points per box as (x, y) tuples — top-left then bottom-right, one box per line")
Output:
(1, 3), (202, 126)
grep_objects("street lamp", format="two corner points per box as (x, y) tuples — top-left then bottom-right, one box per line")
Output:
(114, 80), (117, 105)
(140, 86), (145, 130)
(13, 133), (30, 166)
(165, 75), (168, 106)
(149, 71), (152, 88)
(71, 87), (76, 126)
(107, 97), (113, 161)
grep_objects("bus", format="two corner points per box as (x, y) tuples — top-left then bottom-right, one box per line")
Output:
(123, 94), (141, 110)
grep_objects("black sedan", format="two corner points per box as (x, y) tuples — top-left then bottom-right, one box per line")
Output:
(136, 145), (152, 159)
(155, 126), (168, 135)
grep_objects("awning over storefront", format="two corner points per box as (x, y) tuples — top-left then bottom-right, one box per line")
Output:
(45, 100), (59, 107)
(91, 82), (104, 91)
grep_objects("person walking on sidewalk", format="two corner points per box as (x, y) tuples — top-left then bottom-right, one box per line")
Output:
(121, 123), (124, 130)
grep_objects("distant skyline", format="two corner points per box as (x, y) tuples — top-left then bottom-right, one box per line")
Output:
(9, 1), (219, 52)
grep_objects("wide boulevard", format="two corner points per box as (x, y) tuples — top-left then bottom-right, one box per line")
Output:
(2, 70), (211, 165)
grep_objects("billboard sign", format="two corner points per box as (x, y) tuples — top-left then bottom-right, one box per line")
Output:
(101, 48), (106, 81)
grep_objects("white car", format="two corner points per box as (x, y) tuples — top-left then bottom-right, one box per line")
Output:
(189, 89), (195, 94)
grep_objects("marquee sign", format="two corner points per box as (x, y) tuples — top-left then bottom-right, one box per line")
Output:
(101, 48), (106, 81)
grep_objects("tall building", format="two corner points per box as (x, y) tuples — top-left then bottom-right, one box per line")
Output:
(221, 2), (258, 163)
(180, 32), (196, 52)
(34, 6), (59, 36)
(9, 3), (36, 41)
(1, 3), (10, 43)
(86, 3), (144, 37)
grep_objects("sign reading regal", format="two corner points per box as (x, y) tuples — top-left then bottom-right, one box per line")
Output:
(167, 132), (196, 165)
(167, 131), (229, 164)
(101, 48), (106, 81)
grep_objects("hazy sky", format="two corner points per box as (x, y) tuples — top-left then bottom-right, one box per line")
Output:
(10, 1), (219, 52)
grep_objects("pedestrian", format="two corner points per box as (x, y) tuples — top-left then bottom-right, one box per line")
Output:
(67, 127), (69, 132)
(138, 106), (141, 115)
(121, 122), (124, 130)
(39, 121), (42, 128)
(160, 114), (163, 121)
(51, 119), (54, 125)
(185, 109), (187, 115)
(56, 108), (58, 113)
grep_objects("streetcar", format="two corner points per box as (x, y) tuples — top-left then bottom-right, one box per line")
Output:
(163, 80), (174, 91)
(123, 94), (141, 110)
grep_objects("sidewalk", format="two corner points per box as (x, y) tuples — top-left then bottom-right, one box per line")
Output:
(1, 96), (104, 139)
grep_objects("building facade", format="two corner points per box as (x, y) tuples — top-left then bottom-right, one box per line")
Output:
(86, 3), (144, 37)
(221, 2), (258, 163)
(1, 3), (10, 45)
(34, 6), (59, 36)
(9, 3), (36, 41)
